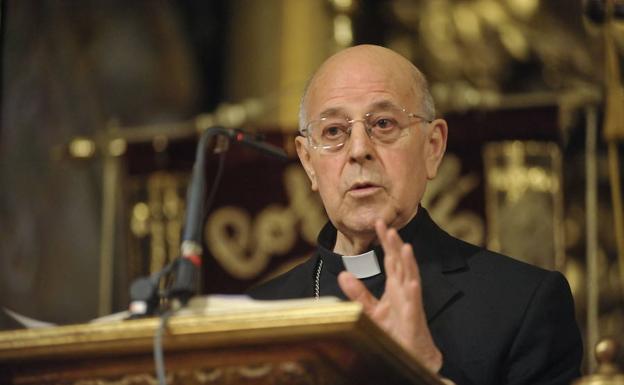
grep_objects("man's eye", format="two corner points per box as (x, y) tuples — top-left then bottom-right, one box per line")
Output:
(374, 117), (398, 130)
(322, 125), (345, 138)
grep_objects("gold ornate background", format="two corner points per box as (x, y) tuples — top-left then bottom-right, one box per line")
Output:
(0, 0), (622, 371)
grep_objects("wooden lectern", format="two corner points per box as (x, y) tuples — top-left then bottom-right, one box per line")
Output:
(0, 301), (442, 385)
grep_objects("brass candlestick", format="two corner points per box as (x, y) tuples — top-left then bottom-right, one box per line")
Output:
(573, 338), (624, 385)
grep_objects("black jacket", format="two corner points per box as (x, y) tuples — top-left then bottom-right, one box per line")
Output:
(249, 207), (583, 385)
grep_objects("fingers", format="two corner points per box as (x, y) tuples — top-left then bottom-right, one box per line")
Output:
(365, 219), (440, 373)
(375, 220), (406, 282)
(375, 221), (390, 271)
(376, 220), (404, 282)
(375, 219), (421, 286)
(338, 271), (378, 313)
(402, 242), (420, 282)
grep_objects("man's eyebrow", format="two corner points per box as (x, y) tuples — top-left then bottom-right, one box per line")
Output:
(318, 100), (401, 118)
(369, 100), (401, 110)
(318, 107), (346, 117)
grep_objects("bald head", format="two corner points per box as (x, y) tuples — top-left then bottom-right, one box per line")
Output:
(293, 45), (448, 252)
(299, 45), (435, 131)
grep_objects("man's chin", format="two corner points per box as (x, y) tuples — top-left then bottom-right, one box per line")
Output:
(337, 207), (409, 235)
(339, 212), (387, 234)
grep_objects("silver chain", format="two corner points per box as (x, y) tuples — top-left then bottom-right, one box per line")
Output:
(314, 259), (323, 299)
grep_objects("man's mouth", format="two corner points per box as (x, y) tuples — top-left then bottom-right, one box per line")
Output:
(347, 182), (382, 197)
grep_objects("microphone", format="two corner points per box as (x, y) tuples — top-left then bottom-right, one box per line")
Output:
(230, 129), (289, 161)
(167, 127), (288, 303)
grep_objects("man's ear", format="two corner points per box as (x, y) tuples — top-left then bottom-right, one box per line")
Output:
(295, 136), (318, 191)
(425, 119), (448, 180)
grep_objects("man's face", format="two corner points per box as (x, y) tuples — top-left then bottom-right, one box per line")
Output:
(296, 47), (447, 242)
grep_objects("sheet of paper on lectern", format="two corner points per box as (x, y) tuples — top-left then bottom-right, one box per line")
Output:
(180, 295), (340, 315)
(3, 295), (342, 329)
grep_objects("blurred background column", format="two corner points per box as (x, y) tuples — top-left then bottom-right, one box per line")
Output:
(224, 0), (331, 130)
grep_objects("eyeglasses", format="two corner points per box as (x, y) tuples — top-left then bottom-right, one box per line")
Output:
(300, 106), (432, 153)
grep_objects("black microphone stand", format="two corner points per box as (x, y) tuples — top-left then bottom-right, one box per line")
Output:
(128, 127), (288, 317)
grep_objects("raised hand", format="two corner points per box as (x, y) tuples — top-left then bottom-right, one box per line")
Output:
(337, 219), (443, 374)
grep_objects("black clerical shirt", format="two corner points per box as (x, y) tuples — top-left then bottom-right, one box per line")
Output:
(249, 207), (582, 385)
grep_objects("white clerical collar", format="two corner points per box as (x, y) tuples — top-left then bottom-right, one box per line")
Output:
(341, 250), (381, 279)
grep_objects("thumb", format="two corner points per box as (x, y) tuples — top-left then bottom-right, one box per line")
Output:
(338, 271), (378, 313)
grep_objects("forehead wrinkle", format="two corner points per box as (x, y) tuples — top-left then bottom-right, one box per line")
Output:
(301, 45), (433, 130)
(309, 75), (415, 114)
(317, 98), (403, 119)
(318, 107), (345, 118)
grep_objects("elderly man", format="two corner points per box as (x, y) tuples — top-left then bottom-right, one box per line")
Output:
(249, 45), (582, 385)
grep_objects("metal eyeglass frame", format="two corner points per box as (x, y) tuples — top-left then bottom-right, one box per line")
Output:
(300, 107), (433, 152)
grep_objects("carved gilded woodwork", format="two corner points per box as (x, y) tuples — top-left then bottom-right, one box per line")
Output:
(483, 141), (565, 270)
(0, 301), (442, 385)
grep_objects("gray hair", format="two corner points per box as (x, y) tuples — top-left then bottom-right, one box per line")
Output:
(298, 66), (436, 133)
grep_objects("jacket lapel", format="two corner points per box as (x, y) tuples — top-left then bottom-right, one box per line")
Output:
(421, 264), (462, 322)
(413, 208), (472, 323)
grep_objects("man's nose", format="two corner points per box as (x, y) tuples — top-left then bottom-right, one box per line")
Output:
(347, 121), (374, 162)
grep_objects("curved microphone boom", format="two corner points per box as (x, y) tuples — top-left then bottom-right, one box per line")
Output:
(168, 127), (288, 303)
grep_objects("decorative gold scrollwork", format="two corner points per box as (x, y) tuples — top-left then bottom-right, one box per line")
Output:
(205, 165), (325, 279)
(423, 154), (484, 246)
(283, 165), (327, 245)
(130, 166), (324, 279)
(483, 141), (565, 270)
(66, 363), (311, 384)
